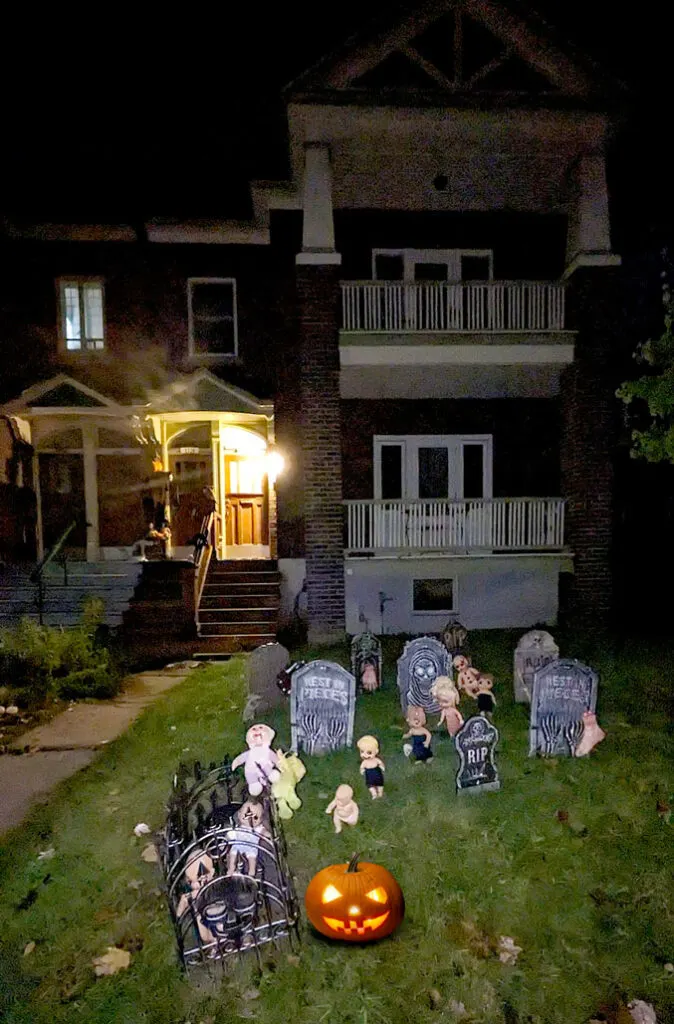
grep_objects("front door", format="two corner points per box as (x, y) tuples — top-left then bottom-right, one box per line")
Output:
(224, 454), (268, 549)
(375, 436), (493, 501)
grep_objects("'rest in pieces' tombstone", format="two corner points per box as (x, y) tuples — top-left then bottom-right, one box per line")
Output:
(454, 716), (500, 794)
(245, 642), (289, 716)
(397, 636), (452, 715)
(351, 632), (383, 693)
(290, 661), (356, 755)
(513, 629), (559, 704)
(529, 658), (598, 757)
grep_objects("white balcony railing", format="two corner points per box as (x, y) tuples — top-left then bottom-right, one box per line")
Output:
(345, 498), (566, 553)
(341, 281), (566, 333)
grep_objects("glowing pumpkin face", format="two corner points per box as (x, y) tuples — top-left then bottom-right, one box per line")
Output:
(304, 854), (404, 942)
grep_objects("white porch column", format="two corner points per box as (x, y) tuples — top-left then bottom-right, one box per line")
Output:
(218, 421), (227, 560)
(211, 421), (223, 559)
(296, 143), (342, 266)
(81, 422), (100, 562)
(565, 153), (621, 276)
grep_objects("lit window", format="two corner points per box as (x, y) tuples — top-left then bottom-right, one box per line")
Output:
(188, 278), (237, 357)
(59, 280), (105, 351)
(413, 578), (455, 613)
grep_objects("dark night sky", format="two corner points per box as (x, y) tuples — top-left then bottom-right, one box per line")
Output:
(3, 0), (671, 243)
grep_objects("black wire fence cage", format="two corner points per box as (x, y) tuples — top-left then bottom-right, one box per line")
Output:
(157, 757), (301, 974)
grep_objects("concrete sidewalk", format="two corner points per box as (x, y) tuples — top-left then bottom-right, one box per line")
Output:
(0, 662), (199, 836)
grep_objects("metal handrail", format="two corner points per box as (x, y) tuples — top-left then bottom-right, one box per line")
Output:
(29, 518), (79, 625)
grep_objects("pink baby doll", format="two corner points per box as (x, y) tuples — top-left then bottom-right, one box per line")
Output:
(232, 723), (281, 796)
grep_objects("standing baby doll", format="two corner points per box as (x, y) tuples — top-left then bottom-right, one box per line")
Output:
(431, 676), (464, 737)
(403, 705), (433, 763)
(356, 735), (385, 799)
(231, 723), (281, 796)
(453, 655), (482, 698)
(325, 784), (360, 833)
(476, 674), (497, 718)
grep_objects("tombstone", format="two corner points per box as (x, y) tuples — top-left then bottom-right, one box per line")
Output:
(514, 630), (559, 704)
(441, 619), (468, 657)
(290, 661), (356, 755)
(245, 643), (289, 716)
(351, 632), (383, 693)
(396, 636), (452, 716)
(529, 658), (598, 757)
(454, 716), (500, 794)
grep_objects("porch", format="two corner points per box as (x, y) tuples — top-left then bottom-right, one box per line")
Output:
(344, 497), (566, 554)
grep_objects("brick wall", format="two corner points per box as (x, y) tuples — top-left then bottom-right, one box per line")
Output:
(296, 265), (345, 642)
(560, 267), (624, 636)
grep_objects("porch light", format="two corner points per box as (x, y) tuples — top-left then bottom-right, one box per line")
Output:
(266, 448), (285, 483)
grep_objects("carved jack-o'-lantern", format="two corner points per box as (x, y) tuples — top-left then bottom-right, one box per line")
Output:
(304, 853), (404, 942)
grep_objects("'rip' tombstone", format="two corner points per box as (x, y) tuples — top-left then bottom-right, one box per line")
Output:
(529, 658), (598, 757)
(454, 716), (500, 794)
(351, 632), (382, 693)
(290, 661), (356, 755)
(513, 630), (559, 704)
(397, 636), (452, 715)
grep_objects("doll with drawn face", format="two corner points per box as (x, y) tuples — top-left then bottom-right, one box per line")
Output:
(356, 735), (385, 798)
(225, 801), (269, 876)
(453, 655), (482, 698)
(231, 723), (280, 796)
(431, 676), (464, 737)
(402, 705), (433, 763)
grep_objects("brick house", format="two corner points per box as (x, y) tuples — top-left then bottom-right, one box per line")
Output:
(0, 0), (623, 644)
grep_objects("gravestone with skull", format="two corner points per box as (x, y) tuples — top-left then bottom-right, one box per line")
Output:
(396, 636), (452, 716)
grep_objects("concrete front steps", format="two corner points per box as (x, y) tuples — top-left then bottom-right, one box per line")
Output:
(0, 562), (143, 628)
(197, 559), (281, 651)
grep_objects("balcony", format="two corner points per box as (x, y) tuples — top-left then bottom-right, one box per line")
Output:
(341, 280), (566, 333)
(344, 497), (566, 555)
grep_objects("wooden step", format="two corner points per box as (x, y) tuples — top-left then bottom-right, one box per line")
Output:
(199, 621), (276, 637)
(198, 607), (277, 624)
(205, 571), (281, 586)
(209, 559), (278, 574)
(199, 593), (280, 610)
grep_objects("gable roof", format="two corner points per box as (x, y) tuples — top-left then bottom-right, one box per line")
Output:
(286, 0), (623, 105)
(147, 370), (274, 415)
(0, 374), (123, 414)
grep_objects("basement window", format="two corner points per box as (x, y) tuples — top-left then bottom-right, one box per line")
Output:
(412, 578), (455, 613)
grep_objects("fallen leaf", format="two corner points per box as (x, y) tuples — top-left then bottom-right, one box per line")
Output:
(428, 988), (442, 1008)
(23, 941), (36, 957)
(656, 801), (671, 824)
(664, 962), (674, 974)
(108, 789), (120, 797)
(286, 954), (301, 966)
(497, 936), (523, 965)
(37, 848), (55, 861)
(628, 1000), (657, 1024)
(127, 879), (143, 891)
(141, 843), (159, 863)
(133, 823), (151, 837)
(242, 988), (260, 1001)
(556, 809), (569, 823)
(92, 946), (131, 976)
(170, 725), (177, 732)
(448, 1000), (467, 1019)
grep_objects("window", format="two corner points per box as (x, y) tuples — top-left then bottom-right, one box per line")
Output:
(59, 280), (105, 350)
(372, 249), (493, 283)
(413, 578), (455, 612)
(374, 435), (492, 500)
(188, 278), (237, 357)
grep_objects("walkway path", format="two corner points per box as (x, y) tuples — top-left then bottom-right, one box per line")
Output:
(0, 663), (199, 836)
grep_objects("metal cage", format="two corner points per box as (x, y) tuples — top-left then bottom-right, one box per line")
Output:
(157, 757), (300, 973)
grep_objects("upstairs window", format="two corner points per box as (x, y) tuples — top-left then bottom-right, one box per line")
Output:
(188, 278), (237, 358)
(59, 280), (105, 350)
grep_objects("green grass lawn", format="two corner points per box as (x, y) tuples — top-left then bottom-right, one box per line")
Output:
(1, 632), (673, 1024)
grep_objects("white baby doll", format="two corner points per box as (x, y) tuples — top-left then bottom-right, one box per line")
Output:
(325, 784), (359, 833)
(225, 800), (269, 876)
(431, 676), (464, 737)
(231, 723), (281, 796)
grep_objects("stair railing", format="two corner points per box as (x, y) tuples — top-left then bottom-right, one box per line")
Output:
(193, 512), (214, 622)
(29, 519), (78, 625)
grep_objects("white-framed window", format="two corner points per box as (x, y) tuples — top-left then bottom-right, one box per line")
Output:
(412, 578), (456, 613)
(372, 249), (493, 282)
(58, 279), (105, 351)
(374, 435), (493, 501)
(188, 278), (237, 358)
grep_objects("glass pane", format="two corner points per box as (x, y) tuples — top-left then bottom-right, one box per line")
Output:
(463, 444), (484, 498)
(374, 254), (404, 280)
(192, 320), (235, 354)
(380, 445), (402, 499)
(413, 578), (454, 611)
(461, 255), (491, 281)
(83, 283), (104, 341)
(191, 282), (234, 319)
(63, 285), (81, 345)
(414, 262), (448, 281)
(418, 447), (448, 499)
